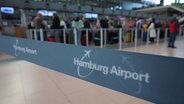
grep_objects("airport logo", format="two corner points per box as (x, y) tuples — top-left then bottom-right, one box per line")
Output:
(74, 50), (150, 84)
(13, 39), (38, 56)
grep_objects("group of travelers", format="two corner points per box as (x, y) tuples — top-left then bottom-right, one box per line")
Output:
(28, 12), (91, 44)
(27, 12), (180, 48)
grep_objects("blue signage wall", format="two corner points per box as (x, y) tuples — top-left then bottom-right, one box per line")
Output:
(0, 35), (184, 104)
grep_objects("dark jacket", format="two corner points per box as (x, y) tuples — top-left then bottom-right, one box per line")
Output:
(100, 18), (108, 28)
(51, 16), (60, 29)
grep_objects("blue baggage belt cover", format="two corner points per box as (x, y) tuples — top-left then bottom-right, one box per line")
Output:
(0, 35), (184, 104)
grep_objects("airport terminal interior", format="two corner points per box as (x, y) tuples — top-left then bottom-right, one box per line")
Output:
(0, 0), (184, 104)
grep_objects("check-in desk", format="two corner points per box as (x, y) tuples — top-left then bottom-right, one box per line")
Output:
(2, 26), (27, 38)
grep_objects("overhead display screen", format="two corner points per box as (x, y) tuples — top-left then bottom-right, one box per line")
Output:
(1, 7), (14, 14)
(38, 10), (56, 16)
(84, 13), (98, 18)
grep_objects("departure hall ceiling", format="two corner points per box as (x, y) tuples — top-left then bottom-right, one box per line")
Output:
(32, 0), (144, 8)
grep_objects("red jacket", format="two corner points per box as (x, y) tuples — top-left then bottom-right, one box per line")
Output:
(169, 22), (179, 33)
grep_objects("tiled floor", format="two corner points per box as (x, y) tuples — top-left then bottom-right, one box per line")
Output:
(123, 38), (184, 58)
(0, 38), (183, 104)
(0, 54), (153, 104)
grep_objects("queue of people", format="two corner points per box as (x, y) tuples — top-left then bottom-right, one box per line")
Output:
(27, 12), (181, 48)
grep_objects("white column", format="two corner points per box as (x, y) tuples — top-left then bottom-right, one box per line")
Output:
(100, 28), (103, 48)
(119, 28), (122, 50)
(86, 29), (89, 46)
(156, 28), (160, 44)
(40, 29), (44, 41)
(164, 28), (168, 43)
(74, 28), (77, 45)
(134, 28), (138, 48)
(20, 9), (27, 26)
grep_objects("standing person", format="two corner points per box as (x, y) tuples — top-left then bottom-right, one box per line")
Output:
(100, 15), (109, 41)
(116, 19), (122, 28)
(65, 18), (72, 29)
(60, 17), (67, 43)
(51, 13), (60, 29)
(143, 20), (148, 42)
(148, 18), (156, 43)
(168, 15), (179, 48)
(82, 17), (92, 42)
(27, 16), (34, 29)
(96, 19), (101, 29)
(73, 16), (84, 45)
(51, 13), (60, 42)
(60, 17), (67, 29)
(122, 17), (129, 42)
(129, 17), (135, 29)
(33, 13), (44, 29)
(70, 17), (76, 44)
(108, 18), (116, 43)
(100, 15), (108, 29)
(33, 12), (47, 40)
(41, 14), (49, 40)
(27, 16), (34, 39)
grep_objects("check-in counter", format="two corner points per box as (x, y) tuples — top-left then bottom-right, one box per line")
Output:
(2, 26), (15, 36)
(2, 26), (27, 38)
(14, 26), (27, 38)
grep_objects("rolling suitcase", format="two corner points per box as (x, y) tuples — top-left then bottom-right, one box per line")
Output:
(112, 32), (118, 44)
(94, 32), (101, 46)
(126, 31), (131, 43)
(48, 36), (56, 42)
(81, 34), (86, 46)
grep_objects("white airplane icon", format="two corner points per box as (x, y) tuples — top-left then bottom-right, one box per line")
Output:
(84, 50), (91, 58)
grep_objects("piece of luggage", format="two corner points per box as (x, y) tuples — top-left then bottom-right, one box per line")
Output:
(81, 34), (87, 46)
(108, 31), (118, 44)
(126, 31), (131, 43)
(48, 36), (56, 42)
(94, 32), (101, 46)
(112, 32), (119, 43)
(112, 35), (118, 43)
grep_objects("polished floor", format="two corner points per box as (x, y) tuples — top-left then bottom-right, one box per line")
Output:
(0, 38), (183, 104)
(123, 37), (184, 58)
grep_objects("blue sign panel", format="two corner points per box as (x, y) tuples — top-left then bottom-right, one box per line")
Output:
(0, 35), (184, 104)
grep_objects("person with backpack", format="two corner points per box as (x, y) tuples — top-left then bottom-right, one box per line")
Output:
(73, 16), (84, 45)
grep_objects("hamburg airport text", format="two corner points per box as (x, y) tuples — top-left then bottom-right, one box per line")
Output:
(13, 44), (37, 55)
(74, 57), (150, 83)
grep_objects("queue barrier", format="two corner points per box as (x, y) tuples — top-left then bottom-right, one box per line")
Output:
(0, 34), (184, 104)
(26, 27), (183, 49)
